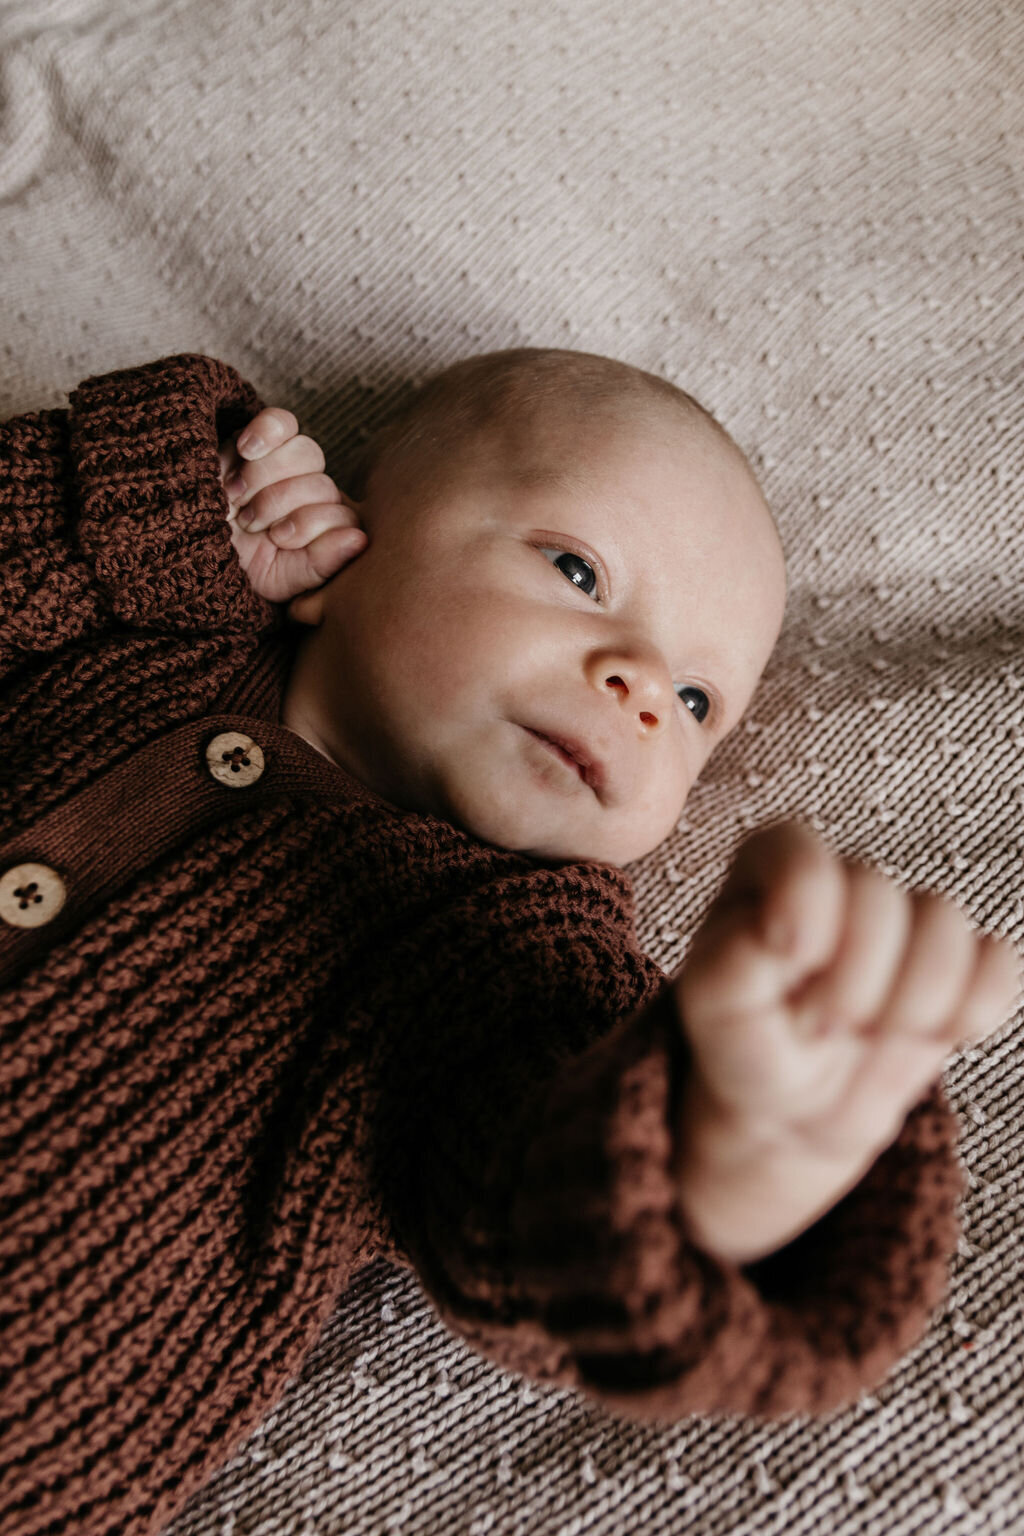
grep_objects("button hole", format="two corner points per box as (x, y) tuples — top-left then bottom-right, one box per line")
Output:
(222, 748), (252, 771)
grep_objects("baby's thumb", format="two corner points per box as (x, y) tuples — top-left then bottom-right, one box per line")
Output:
(729, 822), (845, 967)
(284, 527), (368, 620)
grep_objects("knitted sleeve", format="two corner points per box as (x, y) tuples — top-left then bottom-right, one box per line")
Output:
(70, 354), (273, 635)
(366, 860), (964, 1422)
(0, 404), (102, 681)
(0, 354), (271, 682)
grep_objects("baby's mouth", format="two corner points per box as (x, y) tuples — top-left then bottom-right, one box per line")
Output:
(524, 727), (604, 795)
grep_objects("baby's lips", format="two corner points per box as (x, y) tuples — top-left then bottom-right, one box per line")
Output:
(524, 725), (607, 797)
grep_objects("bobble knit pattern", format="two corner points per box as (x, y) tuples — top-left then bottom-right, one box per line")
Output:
(0, 355), (965, 1536)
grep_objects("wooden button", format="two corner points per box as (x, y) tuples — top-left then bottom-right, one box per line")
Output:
(205, 731), (266, 788)
(0, 862), (68, 929)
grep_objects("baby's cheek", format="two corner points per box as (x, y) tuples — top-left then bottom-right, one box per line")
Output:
(611, 769), (691, 865)
(670, 733), (699, 805)
(656, 751), (698, 839)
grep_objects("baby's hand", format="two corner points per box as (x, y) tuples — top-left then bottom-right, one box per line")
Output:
(672, 822), (1020, 1265)
(219, 408), (367, 609)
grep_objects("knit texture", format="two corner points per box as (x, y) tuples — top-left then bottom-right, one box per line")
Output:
(1, 3), (1022, 1533)
(0, 355), (966, 1536)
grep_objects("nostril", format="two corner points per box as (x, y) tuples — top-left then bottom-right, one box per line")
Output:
(639, 711), (658, 727)
(605, 675), (628, 696)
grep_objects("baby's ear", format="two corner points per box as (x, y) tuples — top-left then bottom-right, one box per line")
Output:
(287, 588), (327, 626)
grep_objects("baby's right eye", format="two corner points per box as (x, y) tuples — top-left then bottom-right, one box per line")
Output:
(539, 547), (599, 600)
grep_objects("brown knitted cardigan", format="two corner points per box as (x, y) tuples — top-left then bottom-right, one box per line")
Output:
(0, 355), (964, 1536)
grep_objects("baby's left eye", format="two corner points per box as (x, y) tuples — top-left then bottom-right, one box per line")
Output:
(540, 548), (599, 600)
(675, 684), (710, 723)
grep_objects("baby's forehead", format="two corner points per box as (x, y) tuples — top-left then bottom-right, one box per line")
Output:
(492, 395), (761, 524)
(371, 368), (780, 579)
(474, 386), (713, 484)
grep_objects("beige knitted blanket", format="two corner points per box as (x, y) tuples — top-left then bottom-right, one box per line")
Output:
(2, 0), (1022, 1531)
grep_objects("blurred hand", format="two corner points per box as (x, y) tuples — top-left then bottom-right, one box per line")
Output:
(672, 821), (1020, 1263)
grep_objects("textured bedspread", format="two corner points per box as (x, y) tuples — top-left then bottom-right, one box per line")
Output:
(1, 1), (1022, 1532)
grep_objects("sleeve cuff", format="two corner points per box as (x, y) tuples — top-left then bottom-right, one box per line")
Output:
(70, 353), (277, 636)
(507, 992), (964, 1420)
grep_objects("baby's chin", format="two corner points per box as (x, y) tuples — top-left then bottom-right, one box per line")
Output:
(440, 781), (671, 868)
(489, 825), (670, 869)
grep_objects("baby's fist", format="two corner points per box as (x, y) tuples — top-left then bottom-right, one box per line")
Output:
(672, 823), (1020, 1263)
(678, 822), (1020, 1156)
(220, 408), (367, 606)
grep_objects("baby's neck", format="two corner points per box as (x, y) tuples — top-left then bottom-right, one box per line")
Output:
(279, 632), (341, 767)
(282, 711), (337, 766)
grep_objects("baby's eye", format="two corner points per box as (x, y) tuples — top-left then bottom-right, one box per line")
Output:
(540, 547), (599, 600)
(675, 684), (710, 724)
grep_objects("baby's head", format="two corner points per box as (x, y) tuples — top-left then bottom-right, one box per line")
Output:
(284, 349), (786, 866)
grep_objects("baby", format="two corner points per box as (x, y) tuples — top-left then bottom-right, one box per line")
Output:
(220, 348), (1018, 1265)
(2, 346), (1020, 1536)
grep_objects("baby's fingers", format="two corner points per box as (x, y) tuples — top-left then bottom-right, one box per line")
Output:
(869, 894), (985, 1044)
(950, 933), (1021, 1049)
(831, 923), (1019, 1157)
(719, 822), (846, 974)
(266, 501), (365, 551)
(236, 408), (300, 458)
(227, 440), (329, 512)
(271, 526), (368, 607)
(235, 472), (342, 532)
(788, 866), (910, 1039)
(682, 822), (845, 1023)
(221, 409), (301, 490)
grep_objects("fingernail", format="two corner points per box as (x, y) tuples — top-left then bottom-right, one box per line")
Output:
(236, 430), (263, 456)
(236, 507), (254, 528)
(226, 472), (246, 498)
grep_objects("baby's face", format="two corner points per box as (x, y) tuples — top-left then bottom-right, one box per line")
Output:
(283, 403), (786, 865)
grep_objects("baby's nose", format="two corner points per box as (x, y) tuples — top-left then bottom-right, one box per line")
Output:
(603, 674), (661, 728)
(588, 649), (672, 732)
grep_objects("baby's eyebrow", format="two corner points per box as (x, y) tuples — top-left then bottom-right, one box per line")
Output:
(509, 458), (592, 496)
